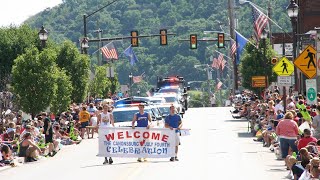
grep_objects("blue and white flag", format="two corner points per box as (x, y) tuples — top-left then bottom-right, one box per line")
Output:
(235, 31), (248, 65)
(123, 45), (138, 66)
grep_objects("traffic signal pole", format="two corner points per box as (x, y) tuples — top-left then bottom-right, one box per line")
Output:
(87, 33), (176, 43)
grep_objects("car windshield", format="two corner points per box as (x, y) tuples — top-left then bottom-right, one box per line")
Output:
(152, 107), (161, 117)
(158, 107), (170, 115)
(113, 109), (153, 122)
(164, 97), (177, 103)
(113, 110), (138, 122)
(158, 89), (179, 94)
(150, 99), (164, 104)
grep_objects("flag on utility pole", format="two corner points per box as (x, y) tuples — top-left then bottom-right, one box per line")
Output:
(211, 58), (219, 69)
(235, 31), (248, 65)
(230, 39), (237, 56)
(217, 53), (224, 69)
(251, 6), (268, 44)
(101, 41), (118, 60)
(123, 45), (139, 66)
(216, 81), (223, 90)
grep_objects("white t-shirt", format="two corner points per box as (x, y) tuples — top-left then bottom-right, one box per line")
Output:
(90, 116), (98, 126)
(275, 103), (284, 112)
(100, 112), (111, 127)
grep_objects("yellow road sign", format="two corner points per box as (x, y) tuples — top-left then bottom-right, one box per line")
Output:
(294, 45), (317, 79)
(272, 57), (294, 76)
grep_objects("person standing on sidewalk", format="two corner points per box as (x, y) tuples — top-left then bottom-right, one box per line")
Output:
(276, 112), (299, 159)
(98, 104), (115, 165)
(210, 94), (216, 107)
(165, 104), (183, 162)
(79, 106), (90, 139)
(132, 103), (152, 162)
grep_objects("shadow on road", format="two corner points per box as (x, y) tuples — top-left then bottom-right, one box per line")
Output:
(80, 160), (169, 168)
(237, 132), (254, 138)
(225, 119), (248, 122)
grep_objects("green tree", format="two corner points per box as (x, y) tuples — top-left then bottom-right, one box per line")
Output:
(51, 68), (73, 115)
(56, 41), (90, 103)
(89, 65), (110, 98)
(0, 25), (40, 90)
(12, 47), (57, 117)
(240, 40), (277, 93)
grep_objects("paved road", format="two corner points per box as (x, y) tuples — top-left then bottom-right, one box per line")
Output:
(1, 107), (288, 180)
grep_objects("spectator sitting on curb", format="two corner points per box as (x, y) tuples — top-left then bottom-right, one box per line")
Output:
(18, 132), (43, 162)
(298, 129), (318, 150)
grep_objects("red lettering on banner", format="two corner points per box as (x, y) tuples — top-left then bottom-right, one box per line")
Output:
(143, 132), (150, 139)
(105, 133), (115, 141)
(118, 132), (124, 139)
(133, 131), (140, 138)
(126, 131), (132, 138)
(162, 135), (169, 142)
(151, 132), (160, 140)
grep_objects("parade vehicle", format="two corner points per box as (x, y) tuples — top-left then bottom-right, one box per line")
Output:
(155, 76), (190, 111)
(153, 93), (185, 117)
(148, 97), (166, 104)
(114, 96), (151, 108)
(113, 103), (164, 127)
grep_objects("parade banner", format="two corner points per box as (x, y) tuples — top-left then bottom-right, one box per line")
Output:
(98, 127), (176, 158)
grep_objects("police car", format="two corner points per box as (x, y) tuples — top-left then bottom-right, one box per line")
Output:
(112, 104), (164, 128)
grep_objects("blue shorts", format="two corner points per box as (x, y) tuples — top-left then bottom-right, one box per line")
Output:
(81, 121), (89, 129)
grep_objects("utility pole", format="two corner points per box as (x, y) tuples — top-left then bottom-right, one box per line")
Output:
(94, 28), (103, 66)
(268, 0), (272, 45)
(228, 0), (237, 94)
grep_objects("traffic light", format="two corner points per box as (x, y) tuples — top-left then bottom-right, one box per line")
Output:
(190, 34), (197, 49)
(131, 31), (139, 47)
(217, 33), (225, 48)
(160, 29), (167, 45)
(271, 57), (277, 65)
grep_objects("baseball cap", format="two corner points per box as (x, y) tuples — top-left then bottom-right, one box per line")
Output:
(276, 114), (284, 120)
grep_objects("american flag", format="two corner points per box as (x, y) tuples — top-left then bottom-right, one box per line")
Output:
(217, 53), (224, 69)
(251, 6), (268, 44)
(101, 42), (118, 60)
(220, 59), (227, 71)
(146, 91), (151, 97)
(230, 39), (237, 56)
(133, 76), (143, 83)
(216, 81), (223, 90)
(211, 58), (219, 69)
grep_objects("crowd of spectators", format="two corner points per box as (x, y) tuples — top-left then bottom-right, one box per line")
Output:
(230, 87), (320, 180)
(0, 95), (116, 168)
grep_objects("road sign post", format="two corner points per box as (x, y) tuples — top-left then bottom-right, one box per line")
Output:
(306, 79), (317, 105)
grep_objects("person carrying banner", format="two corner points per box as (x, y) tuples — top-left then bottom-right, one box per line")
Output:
(132, 103), (152, 162)
(165, 104), (183, 162)
(98, 104), (115, 165)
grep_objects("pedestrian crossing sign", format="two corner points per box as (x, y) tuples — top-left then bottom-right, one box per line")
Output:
(294, 45), (317, 79)
(272, 57), (294, 76)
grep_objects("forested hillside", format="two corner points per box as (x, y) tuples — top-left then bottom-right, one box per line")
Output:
(25, 0), (291, 87)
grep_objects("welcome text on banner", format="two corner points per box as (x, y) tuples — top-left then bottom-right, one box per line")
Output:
(98, 127), (176, 158)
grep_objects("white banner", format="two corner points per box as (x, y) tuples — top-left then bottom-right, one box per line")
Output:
(98, 127), (176, 158)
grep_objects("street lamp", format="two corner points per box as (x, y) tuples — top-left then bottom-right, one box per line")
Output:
(80, 37), (89, 54)
(129, 73), (133, 97)
(38, 25), (48, 49)
(286, 0), (299, 91)
(261, 28), (268, 93)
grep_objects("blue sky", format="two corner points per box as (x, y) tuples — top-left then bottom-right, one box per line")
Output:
(0, 0), (62, 27)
